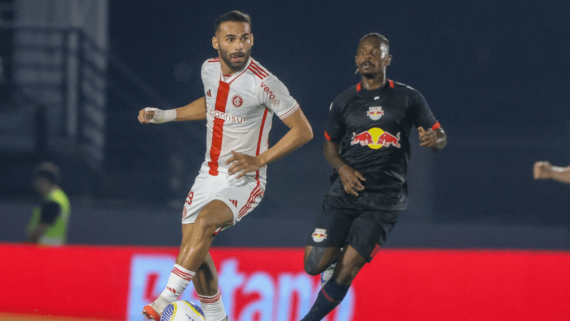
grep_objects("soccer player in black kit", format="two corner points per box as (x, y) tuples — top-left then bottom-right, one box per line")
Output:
(300, 33), (447, 321)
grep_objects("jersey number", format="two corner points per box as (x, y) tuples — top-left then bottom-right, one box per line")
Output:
(186, 191), (194, 205)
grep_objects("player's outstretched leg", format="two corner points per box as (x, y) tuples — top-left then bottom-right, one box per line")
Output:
(300, 245), (367, 321)
(193, 252), (228, 321)
(143, 200), (233, 320)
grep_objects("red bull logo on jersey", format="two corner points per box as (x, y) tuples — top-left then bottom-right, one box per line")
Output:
(312, 228), (327, 243)
(367, 106), (384, 120)
(209, 109), (247, 123)
(351, 127), (401, 149)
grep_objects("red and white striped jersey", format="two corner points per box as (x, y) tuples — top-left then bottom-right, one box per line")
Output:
(199, 56), (300, 181)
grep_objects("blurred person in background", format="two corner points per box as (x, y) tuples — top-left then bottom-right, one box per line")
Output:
(301, 33), (447, 321)
(138, 10), (313, 321)
(533, 161), (570, 184)
(26, 162), (71, 245)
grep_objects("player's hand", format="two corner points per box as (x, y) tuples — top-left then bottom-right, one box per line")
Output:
(338, 165), (366, 196)
(138, 107), (175, 124)
(418, 127), (437, 148)
(533, 161), (552, 180)
(226, 150), (264, 179)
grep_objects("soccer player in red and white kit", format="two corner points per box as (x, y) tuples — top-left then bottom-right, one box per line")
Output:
(137, 11), (313, 321)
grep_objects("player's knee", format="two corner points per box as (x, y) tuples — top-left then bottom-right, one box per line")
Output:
(303, 246), (329, 275)
(193, 215), (218, 236)
(304, 260), (320, 276)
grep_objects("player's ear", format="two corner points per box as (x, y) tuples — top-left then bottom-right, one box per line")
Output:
(250, 33), (254, 47)
(212, 36), (219, 50)
(385, 55), (392, 67)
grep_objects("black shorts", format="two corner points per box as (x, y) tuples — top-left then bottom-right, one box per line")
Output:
(306, 195), (401, 262)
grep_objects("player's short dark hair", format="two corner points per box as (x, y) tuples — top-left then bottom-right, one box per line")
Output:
(34, 162), (60, 185)
(360, 33), (389, 48)
(214, 10), (252, 33)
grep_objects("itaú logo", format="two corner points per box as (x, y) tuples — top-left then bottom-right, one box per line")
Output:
(127, 255), (355, 321)
(209, 109), (247, 124)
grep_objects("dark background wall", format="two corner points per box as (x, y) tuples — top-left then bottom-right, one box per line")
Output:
(106, 0), (570, 221)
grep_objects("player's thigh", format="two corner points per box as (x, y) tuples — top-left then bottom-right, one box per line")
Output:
(210, 175), (264, 232)
(346, 209), (400, 263)
(304, 196), (354, 275)
(181, 171), (212, 225)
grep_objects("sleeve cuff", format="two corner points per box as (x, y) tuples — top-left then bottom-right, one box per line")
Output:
(278, 103), (300, 120)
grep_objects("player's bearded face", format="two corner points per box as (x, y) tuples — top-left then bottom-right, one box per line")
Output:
(355, 38), (391, 78)
(215, 22), (253, 72)
(219, 45), (251, 71)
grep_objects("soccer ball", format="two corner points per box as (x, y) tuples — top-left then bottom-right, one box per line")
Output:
(160, 300), (205, 321)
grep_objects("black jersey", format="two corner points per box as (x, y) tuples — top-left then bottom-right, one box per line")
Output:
(325, 79), (440, 210)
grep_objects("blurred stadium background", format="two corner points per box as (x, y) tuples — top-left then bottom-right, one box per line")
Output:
(1, 0), (569, 320)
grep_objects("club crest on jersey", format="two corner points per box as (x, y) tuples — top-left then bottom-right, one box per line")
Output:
(312, 228), (327, 243)
(351, 127), (401, 149)
(367, 106), (384, 120)
(232, 94), (244, 108)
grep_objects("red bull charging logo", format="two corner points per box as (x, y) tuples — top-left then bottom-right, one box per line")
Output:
(351, 127), (401, 149)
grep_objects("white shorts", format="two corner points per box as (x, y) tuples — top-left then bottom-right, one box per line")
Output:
(181, 171), (265, 232)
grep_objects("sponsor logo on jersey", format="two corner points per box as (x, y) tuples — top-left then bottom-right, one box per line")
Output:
(206, 89), (212, 97)
(231, 94), (244, 108)
(260, 82), (280, 106)
(209, 110), (247, 124)
(367, 106), (384, 120)
(312, 228), (327, 243)
(350, 127), (401, 149)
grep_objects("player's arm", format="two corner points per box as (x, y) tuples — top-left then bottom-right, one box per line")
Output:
(323, 140), (366, 197)
(138, 97), (207, 124)
(26, 202), (60, 243)
(412, 89), (446, 151)
(534, 161), (570, 184)
(418, 126), (447, 151)
(227, 108), (313, 178)
(323, 95), (366, 196)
